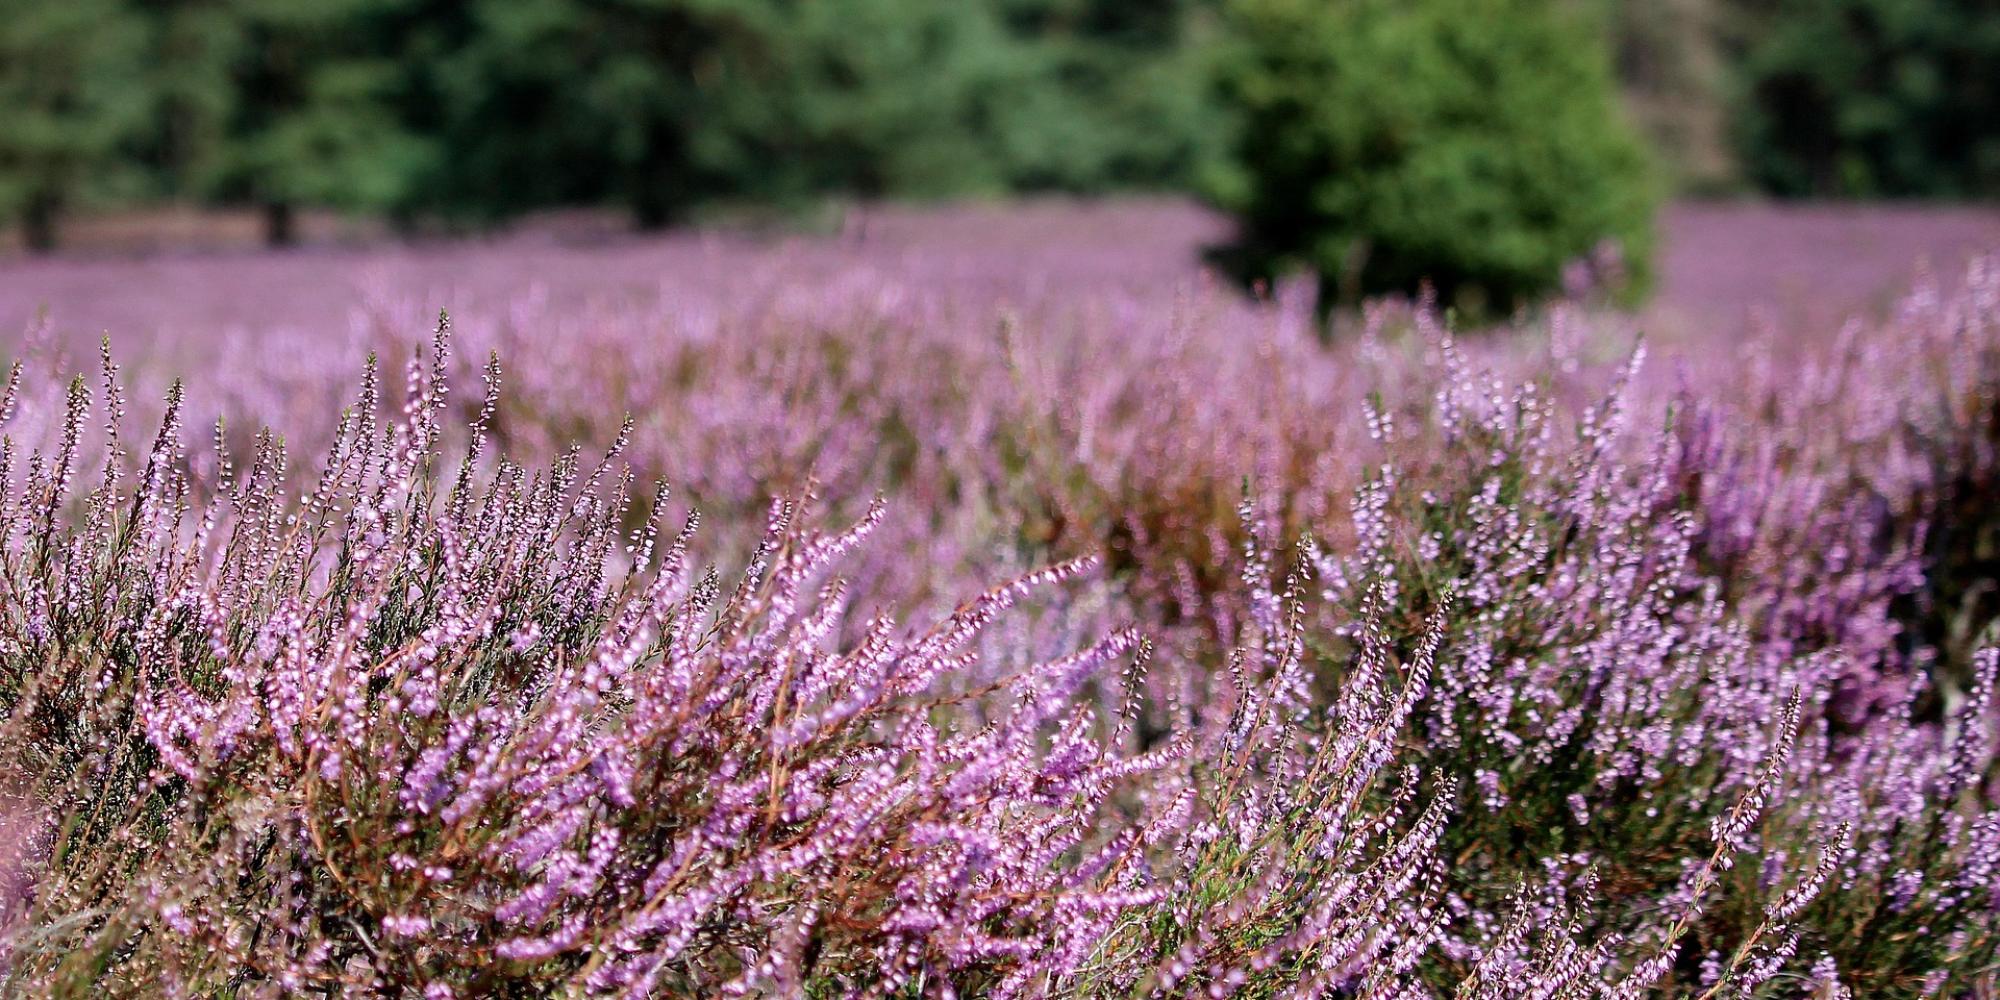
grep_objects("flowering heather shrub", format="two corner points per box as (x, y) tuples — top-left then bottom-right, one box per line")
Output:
(1311, 324), (1999, 995)
(0, 241), (1998, 995)
(0, 333), (1155, 995)
(0, 326), (1510, 996)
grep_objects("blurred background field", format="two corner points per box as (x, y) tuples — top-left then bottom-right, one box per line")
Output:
(4, 0), (1999, 325)
(7, 198), (2000, 352)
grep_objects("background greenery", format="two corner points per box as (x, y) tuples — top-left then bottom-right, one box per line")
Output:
(1209, 0), (1658, 315)
(2, 0), (1236, 244)
(2, 0), (1996, 303)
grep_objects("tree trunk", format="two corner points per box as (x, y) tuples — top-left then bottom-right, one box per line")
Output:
(265, 201), (296, 247)
(21, 193), (58, 255)
(630, 184), (675, 231)
(629, 129), (686, 231)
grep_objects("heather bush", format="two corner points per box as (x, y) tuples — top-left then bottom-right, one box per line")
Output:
(0, 338), (1095, 993)
(1310, 330), (1997, 994)
(0, 326), (1483, 996)
(0, 323), (1821, 996)
(1, 247), (1999, 995)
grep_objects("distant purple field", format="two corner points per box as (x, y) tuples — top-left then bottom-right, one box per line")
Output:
(0, 199), (1996, 996)
(5, 199), (1998, 352)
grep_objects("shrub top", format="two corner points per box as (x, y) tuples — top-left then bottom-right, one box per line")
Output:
(1213, 0), (1660, 316)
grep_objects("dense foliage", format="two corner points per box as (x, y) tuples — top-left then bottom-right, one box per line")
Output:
(1211, 0), (1658, 314)
(7, 0), (2000, 258)
(0, 217), (1997, 994)
(0, 0), (1228, 246)
(1594, 0), (2000, 199)
(1730, 0), (2000, 198)
(0, 0), (147, 252)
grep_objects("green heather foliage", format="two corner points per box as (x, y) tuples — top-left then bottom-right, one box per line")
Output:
(1730, 0), (2000, 198)
(1211, 0), (1660, 316)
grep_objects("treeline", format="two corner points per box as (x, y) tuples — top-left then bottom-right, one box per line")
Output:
(1, 0), (1996, 252)
(1614, 0), (2000, 198)
(0, 0), (1228, 250)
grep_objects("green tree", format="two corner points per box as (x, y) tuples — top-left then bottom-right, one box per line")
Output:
(681, 0), (1046, 204)
(1212, 0), (1659, 319)
(130, 0), (241, 206)
(212, 0), (435, 244)
(423, 0), (1232, 228)
(428, 0), (1040, 227)
(0, 0), (147, 252)
(986, 0), (1233, 192)
(1730, 0), (2000, 198)
(421, 2), (762, 224)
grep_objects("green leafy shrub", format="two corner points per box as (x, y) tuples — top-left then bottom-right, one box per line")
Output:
(1211, 0), (1660, 317)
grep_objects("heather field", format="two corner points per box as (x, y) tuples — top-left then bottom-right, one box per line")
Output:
(0, 199), (1997, 997)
